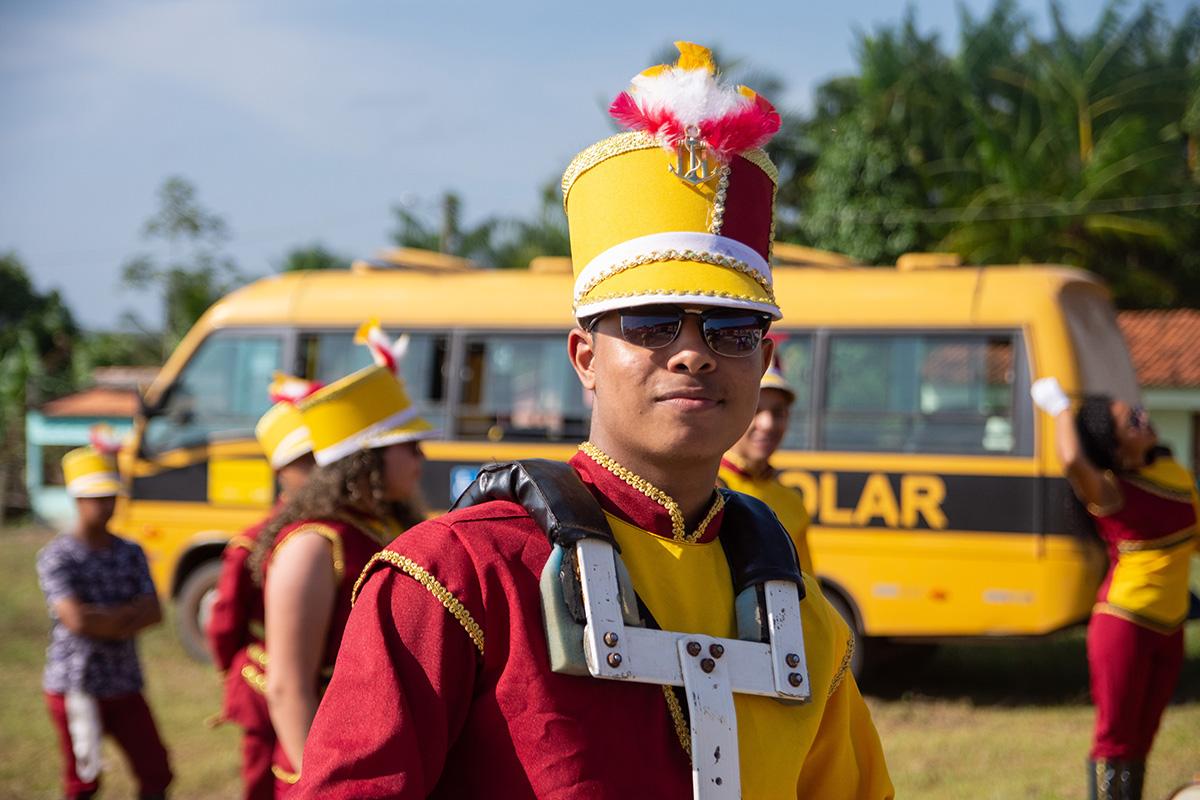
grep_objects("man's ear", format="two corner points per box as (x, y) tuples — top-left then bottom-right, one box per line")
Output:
(568, 326), (598, 391)
(759, 336), (775, 378)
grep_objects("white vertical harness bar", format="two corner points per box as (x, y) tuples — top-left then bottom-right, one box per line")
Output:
(574, 538), (810, 799)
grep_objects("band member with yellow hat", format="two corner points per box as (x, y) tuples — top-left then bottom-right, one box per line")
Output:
(297, 43), (890, 799)
(207, 375), (320, 800)
(38, 426), (173, 800)
(719, 351), (814, 574)
(250, 322), (436, 794)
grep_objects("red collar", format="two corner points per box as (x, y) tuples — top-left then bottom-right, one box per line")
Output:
(720, 454), (775, 481)
(570, 444), (725, 544)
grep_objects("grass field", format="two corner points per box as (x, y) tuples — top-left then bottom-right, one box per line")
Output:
(2, 524), (1197, 799)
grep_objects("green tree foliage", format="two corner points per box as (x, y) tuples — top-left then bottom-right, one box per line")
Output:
(277, 242), (351, 272)
(391, 185), (569, 268)
(784, 0), (1200, 308)
(121, 177), (242, 354)
(0, 252), (79, 515)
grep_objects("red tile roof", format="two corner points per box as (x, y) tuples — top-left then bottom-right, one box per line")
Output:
(40, 387), (139, 418)
(1118, 310), (1200, 388)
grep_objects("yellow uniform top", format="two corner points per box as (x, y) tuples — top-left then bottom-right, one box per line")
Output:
(1091, 456), (1199, 631)
(719, 457), (815, 574)
(607, 510), (892, 799)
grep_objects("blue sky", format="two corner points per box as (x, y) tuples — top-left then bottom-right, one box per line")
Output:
(1, 0), (1187, 328)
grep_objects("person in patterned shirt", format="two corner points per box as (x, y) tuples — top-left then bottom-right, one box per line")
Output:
(38, 439), (172, 800)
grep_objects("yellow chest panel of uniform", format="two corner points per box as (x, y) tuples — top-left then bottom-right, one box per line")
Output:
(606, 511), (833, 798)
(717, 468), (815, 574)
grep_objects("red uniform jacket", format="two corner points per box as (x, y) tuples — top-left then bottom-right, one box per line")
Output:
(294, 452), (891, 799)
(207, 518), (271, 732)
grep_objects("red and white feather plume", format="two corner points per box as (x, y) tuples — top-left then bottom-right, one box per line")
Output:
(268, 372), (322, 405)
(354, 318), (410, 375)
(89, 424), (123, 455)
(609, 41), (781, 161)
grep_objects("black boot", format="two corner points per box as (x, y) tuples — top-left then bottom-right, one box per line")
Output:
(1089, 759), (1145, 800)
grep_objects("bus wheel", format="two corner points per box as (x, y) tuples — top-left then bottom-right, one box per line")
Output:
(176, 560), (222, 663)
(820, 588), (868, 685)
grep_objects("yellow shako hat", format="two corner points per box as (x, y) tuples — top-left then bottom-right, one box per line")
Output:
(759, 347), (795, 400)
(563, 41), (782, 321)
(62, 425), (123, 498)
(255, 374), (319, 469)
(298, 320), (437, 467)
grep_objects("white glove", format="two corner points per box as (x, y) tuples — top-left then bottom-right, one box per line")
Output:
(66, 690), (103, 782)
(1031, 377), (1071, 417)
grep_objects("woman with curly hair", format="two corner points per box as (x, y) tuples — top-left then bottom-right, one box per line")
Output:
(254, 325), (435, 794)
(1032, 378), (1198, 800)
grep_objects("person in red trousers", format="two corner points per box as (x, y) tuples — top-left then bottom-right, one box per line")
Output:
(1033, 378), (1198, 800)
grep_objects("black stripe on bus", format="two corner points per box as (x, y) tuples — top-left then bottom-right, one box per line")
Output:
(131, 462), (209, 502)
(420, 459), (1093, 539)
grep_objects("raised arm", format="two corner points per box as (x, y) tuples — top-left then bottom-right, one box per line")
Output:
(264, 531), (337, 772)
(1031, 377), (1121, 512)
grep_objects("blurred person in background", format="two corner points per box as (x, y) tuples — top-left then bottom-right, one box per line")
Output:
(719, 353), (814, 574)
(1032, 377), (1198, 800)
(250, 322), (435, 795)
(206, 375), (320, 800)
(37, 426), (173, 800)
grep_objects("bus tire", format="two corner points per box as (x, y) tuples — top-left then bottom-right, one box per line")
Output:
(820, 587), (869, 685)
(175, 559), (222, 664)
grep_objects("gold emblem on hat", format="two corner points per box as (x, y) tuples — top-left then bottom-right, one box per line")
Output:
(669, 126), (719, 186)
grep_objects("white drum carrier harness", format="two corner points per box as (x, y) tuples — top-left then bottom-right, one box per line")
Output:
(451, 460), (812, 799)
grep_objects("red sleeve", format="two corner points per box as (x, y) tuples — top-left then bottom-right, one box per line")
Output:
(206, 542), (253, 671)
(294, 524), (482, 799)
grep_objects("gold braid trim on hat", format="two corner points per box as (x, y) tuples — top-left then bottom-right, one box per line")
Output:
(574, 248), (772, 304)
(561, 131), (779, 209)
(576, 287), (779, 311)
(578, 441), (723, 543)
(352, 551), (486, 656)
(707, 165), (732, 235)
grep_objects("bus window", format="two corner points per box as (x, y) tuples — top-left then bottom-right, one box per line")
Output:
(773, 333), (814, 449)
(457, 333), (589, 442)
(822, 333), (1027, 455)
(143, 331), (282, 455)
(298, 331), (449, 432)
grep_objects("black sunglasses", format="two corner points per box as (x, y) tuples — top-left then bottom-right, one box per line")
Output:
(587, 305), (770, 358)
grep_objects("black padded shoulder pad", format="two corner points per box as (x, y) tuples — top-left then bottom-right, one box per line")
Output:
(449, 460), (617, 549)
(718, 489), (805, 597)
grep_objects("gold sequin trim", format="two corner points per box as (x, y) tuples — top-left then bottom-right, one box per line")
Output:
(331, 511), (401, 548)
(578, 441), (723, 543)
(241, 663), (267, 695)
(1116, 526), (1195, 552)
(561, 132), (661, 206)
(828, 636), (855, 699)
(708, 165), (731, 234)
(248, 643), (268, 668)
(271, 765), (300, 785)
(561, 132), (779, 209)
(275, 523), (345, 583)
(576, 287), (778, 311)
(662, 686), (692, 761)
(575, 247), (771, 303)
(1092, 602), (1184, 634)
(1123, 474), (1195, 503)
(227, 534), (255, 552)
(353, 551), (485, 656)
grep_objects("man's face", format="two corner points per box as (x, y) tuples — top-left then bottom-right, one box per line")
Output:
(730, 387), (793, 466)
(569, 306), (773, 464)
(76, 495), (116, 528)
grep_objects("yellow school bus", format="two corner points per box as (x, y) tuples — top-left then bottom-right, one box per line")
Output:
(115, 247), (1134, 668)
